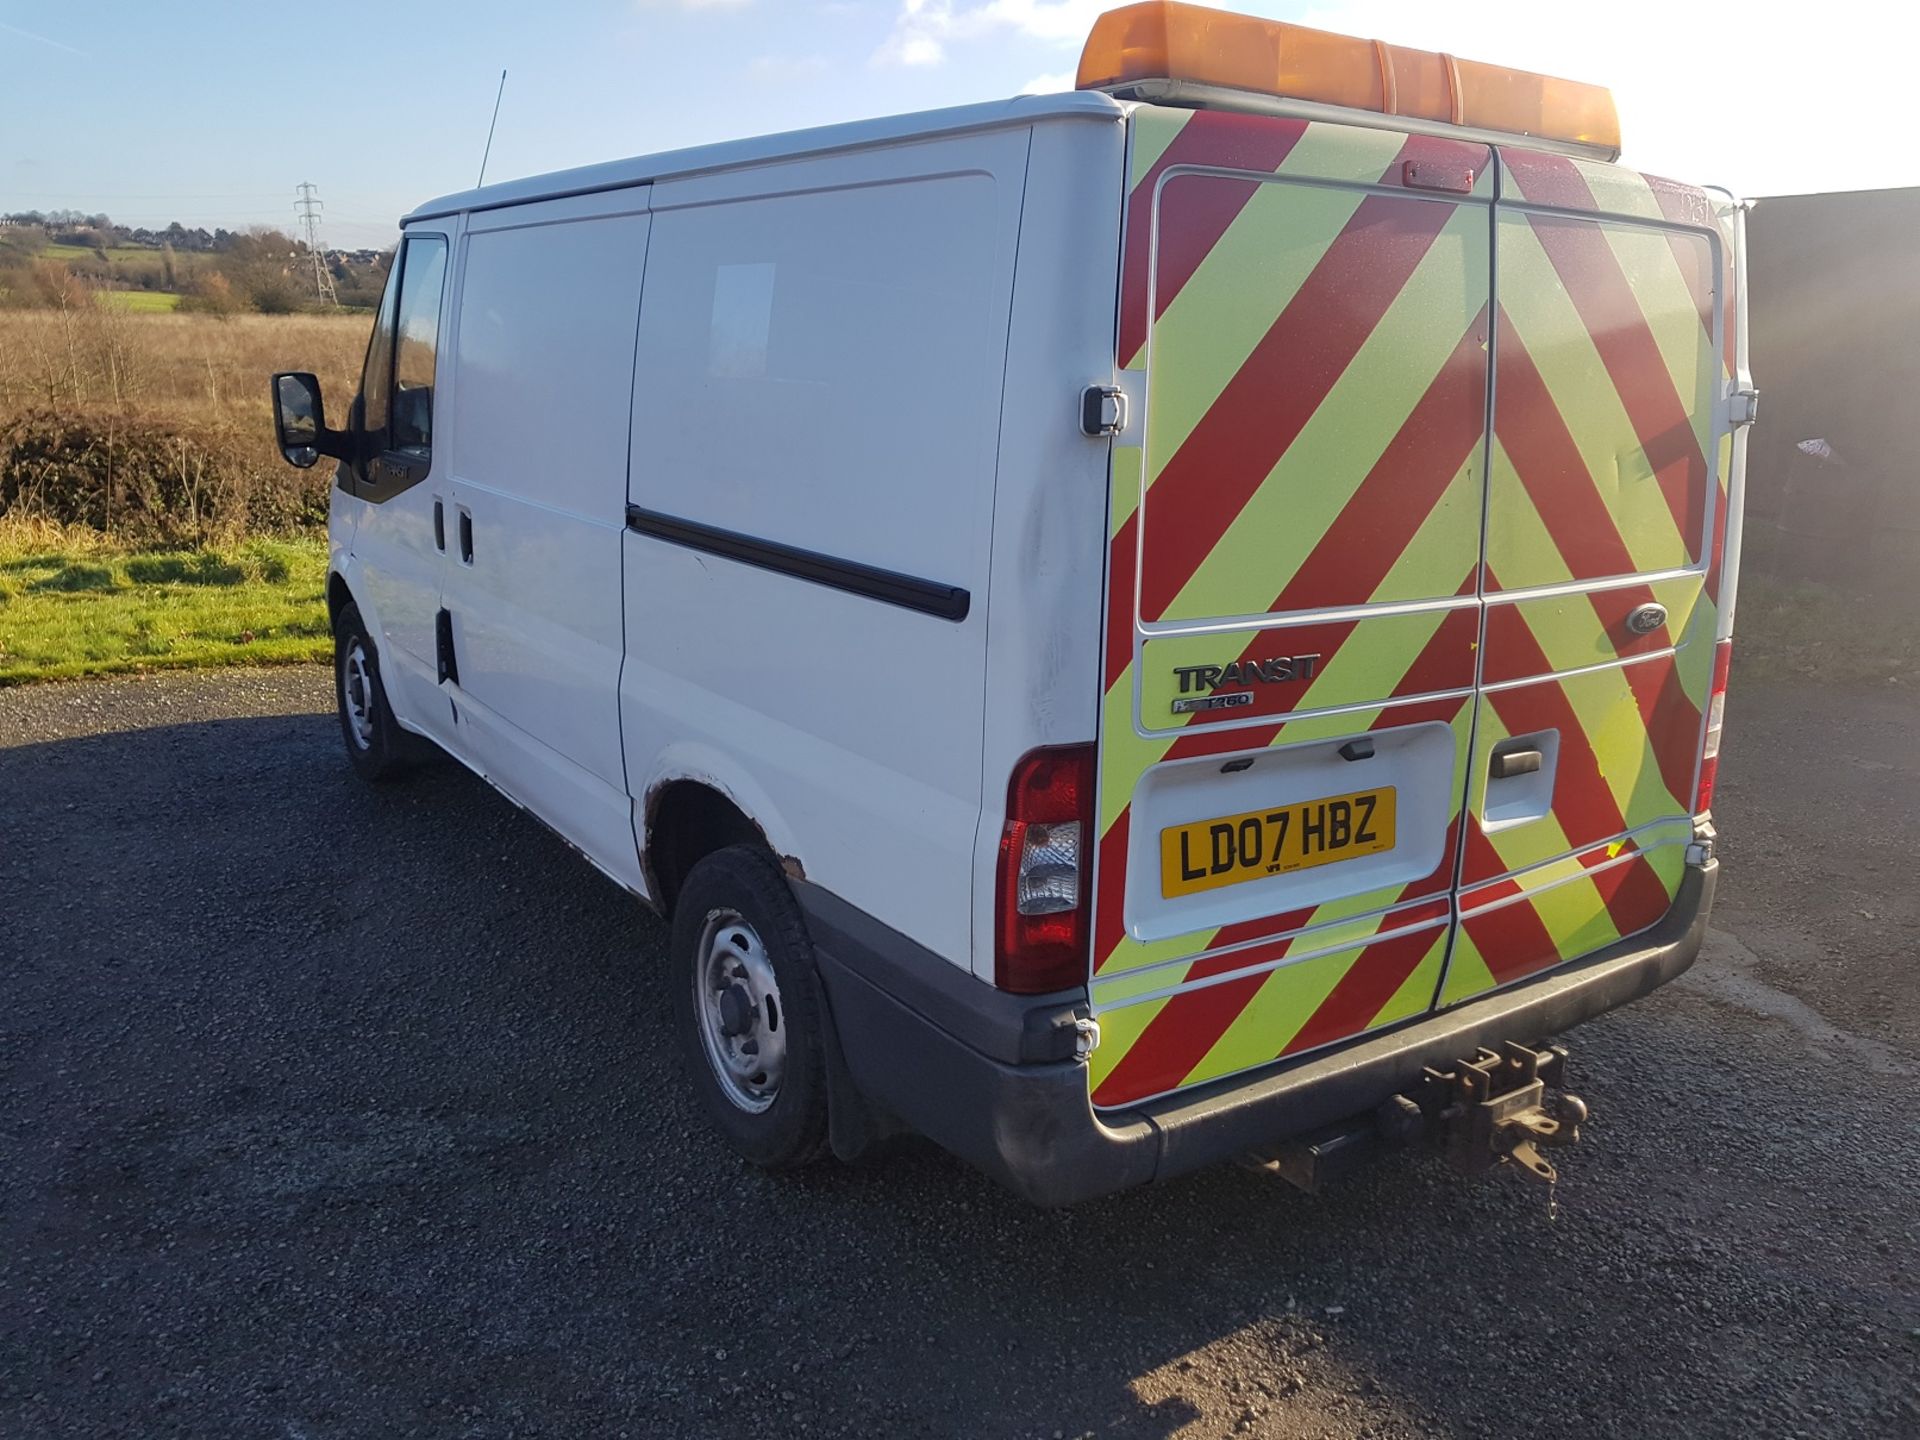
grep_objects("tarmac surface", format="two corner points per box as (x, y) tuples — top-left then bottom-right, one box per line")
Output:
(3, 667), (1914, 1438)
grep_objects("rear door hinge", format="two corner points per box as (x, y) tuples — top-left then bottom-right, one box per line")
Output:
(1073, 1015), (1101, 1058)
(1729, 389), (1760, 427)
(1080, 384), (1129, 437)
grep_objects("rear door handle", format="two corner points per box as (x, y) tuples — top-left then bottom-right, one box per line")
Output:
(1490, 745), (1543, 781)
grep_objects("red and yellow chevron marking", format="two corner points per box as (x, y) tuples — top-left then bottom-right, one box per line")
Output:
(1428, 151), (1729, 1013)
(1445, 828), (1689, 1003)
(1091, 898), (1452, 1109)
(1088, 109), (1737, 1107)
(1089, 109), (1493, 1107)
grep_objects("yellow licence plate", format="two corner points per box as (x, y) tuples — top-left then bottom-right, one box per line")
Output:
(1160, 787), (1397, 899)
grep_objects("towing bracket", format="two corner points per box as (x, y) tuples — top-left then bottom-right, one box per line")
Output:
(1241, 1040), (1589, 1193)
(1407, 1041), (1588, 1185)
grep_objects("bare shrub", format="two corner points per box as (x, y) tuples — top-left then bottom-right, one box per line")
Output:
(178, 271), (242, 317)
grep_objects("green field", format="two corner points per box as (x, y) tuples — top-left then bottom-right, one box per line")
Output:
(0, 529), (329, 685)
(95, 288), (182, 312)
(43, 241), (184, 265)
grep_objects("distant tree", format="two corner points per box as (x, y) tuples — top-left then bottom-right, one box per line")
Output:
(218, 227), (307, 312)
(178, 269), (241, 315)
(161, 243), (178, 291)
(331, 248), (394, 309)
(0, 224), (48, 268)
(29, 258), (89, 309)
(246, 272), (301, 314)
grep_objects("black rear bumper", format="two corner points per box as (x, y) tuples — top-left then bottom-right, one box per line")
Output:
(796, 861), (1716, 1208)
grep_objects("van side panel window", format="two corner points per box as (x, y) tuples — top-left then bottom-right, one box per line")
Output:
(630, 175), (999, 584)
(391, 235), (448, 458)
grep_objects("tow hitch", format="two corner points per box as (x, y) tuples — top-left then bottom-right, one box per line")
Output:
(1244, 1041), (1588, 1192)
(1397, 1041), (1588, 1185)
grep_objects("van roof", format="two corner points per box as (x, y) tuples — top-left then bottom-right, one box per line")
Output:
(404, 91), (1125, 224)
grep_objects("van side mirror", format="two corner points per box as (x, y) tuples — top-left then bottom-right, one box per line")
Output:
(272, 371), (345, 468)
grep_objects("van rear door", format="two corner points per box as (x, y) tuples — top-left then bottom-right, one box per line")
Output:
(1443, 149), (1732, 1005)
(1087, 108), (1495, 1110)
(1085, 111), (1739, 1111)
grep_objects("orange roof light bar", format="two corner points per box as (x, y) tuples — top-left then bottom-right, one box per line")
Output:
(1077, 1), (1621, 157)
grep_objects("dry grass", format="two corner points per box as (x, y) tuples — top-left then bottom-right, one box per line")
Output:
(0, 307), (366, 418)
(0, 306), (370, 543)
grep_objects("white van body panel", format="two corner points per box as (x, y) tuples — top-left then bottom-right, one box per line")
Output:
(437, 190), (652, 891)
(620, 125), (1039, 966)
(313, 78), (1742, 1206)
(405, 93), (1126, 222)
(349, 223), (456, 740)
(335, 95), (1128, 969)
(965, 113), (1128, 979)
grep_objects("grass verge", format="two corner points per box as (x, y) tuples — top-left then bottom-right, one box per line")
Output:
(95, 290), (182, 313)
(0, 518), (329, 685)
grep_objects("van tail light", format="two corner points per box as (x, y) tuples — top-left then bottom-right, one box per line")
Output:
(995, 745), (1096, 994)
(1694, 639), (1733, 814)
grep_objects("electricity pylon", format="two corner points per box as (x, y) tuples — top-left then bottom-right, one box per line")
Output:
(295, 182), (339, 306)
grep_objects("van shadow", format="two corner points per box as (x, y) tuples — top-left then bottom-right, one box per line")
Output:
(2, 704), (1892, 1439)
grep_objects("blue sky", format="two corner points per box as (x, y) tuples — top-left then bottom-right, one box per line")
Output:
(3, 0), (1913, 249)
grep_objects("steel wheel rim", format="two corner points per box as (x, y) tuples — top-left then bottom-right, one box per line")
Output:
(692, 909), (785, 1114)
(342, 641), (376, 751)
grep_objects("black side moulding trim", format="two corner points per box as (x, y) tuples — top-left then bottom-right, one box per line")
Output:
(625, 505), (970, 622)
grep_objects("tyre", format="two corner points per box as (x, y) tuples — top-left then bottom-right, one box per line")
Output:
(333, 603), (414, 783)
(670, 844), (830, 1170)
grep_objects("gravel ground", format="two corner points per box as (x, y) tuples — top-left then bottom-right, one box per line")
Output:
(1, 667), (1914, 1439)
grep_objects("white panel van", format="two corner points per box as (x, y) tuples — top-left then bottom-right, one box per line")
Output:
(271, 3), (1752, 1205)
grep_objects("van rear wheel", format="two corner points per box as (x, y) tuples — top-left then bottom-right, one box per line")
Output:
(670, 845), (829, 1171)
(333, 604), (413, 783)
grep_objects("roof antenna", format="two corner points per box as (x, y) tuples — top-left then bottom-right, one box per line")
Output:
(477, 69), (508, 188)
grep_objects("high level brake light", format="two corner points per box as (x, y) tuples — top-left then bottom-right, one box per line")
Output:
(995, 745), (1096, 994)
(1694, 639), (1733, 814)
(1077, 1), (1621, 159)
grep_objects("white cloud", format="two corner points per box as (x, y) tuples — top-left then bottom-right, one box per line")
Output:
(874, 1), (1117, 69)
(1020, 70), (1077, 94)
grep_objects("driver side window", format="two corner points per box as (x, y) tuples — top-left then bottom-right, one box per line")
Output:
(356, 232), (448, 490)
(391, 237), (447, 458)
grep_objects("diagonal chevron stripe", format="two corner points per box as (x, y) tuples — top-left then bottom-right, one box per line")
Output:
(1117, 109), (1308, 367)
(1088, 118), (1737, 1111)
(1180, 301), (1491, 621)
(1138, 195), (1460, 622)
(1493, 227), (1696, 581)
(1511, 211), (1710, 557)
(1493, 314), (1640, 579)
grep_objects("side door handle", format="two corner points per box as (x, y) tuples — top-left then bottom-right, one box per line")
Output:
(432, 498), (445, 552)
(457, 507), (474, 565)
